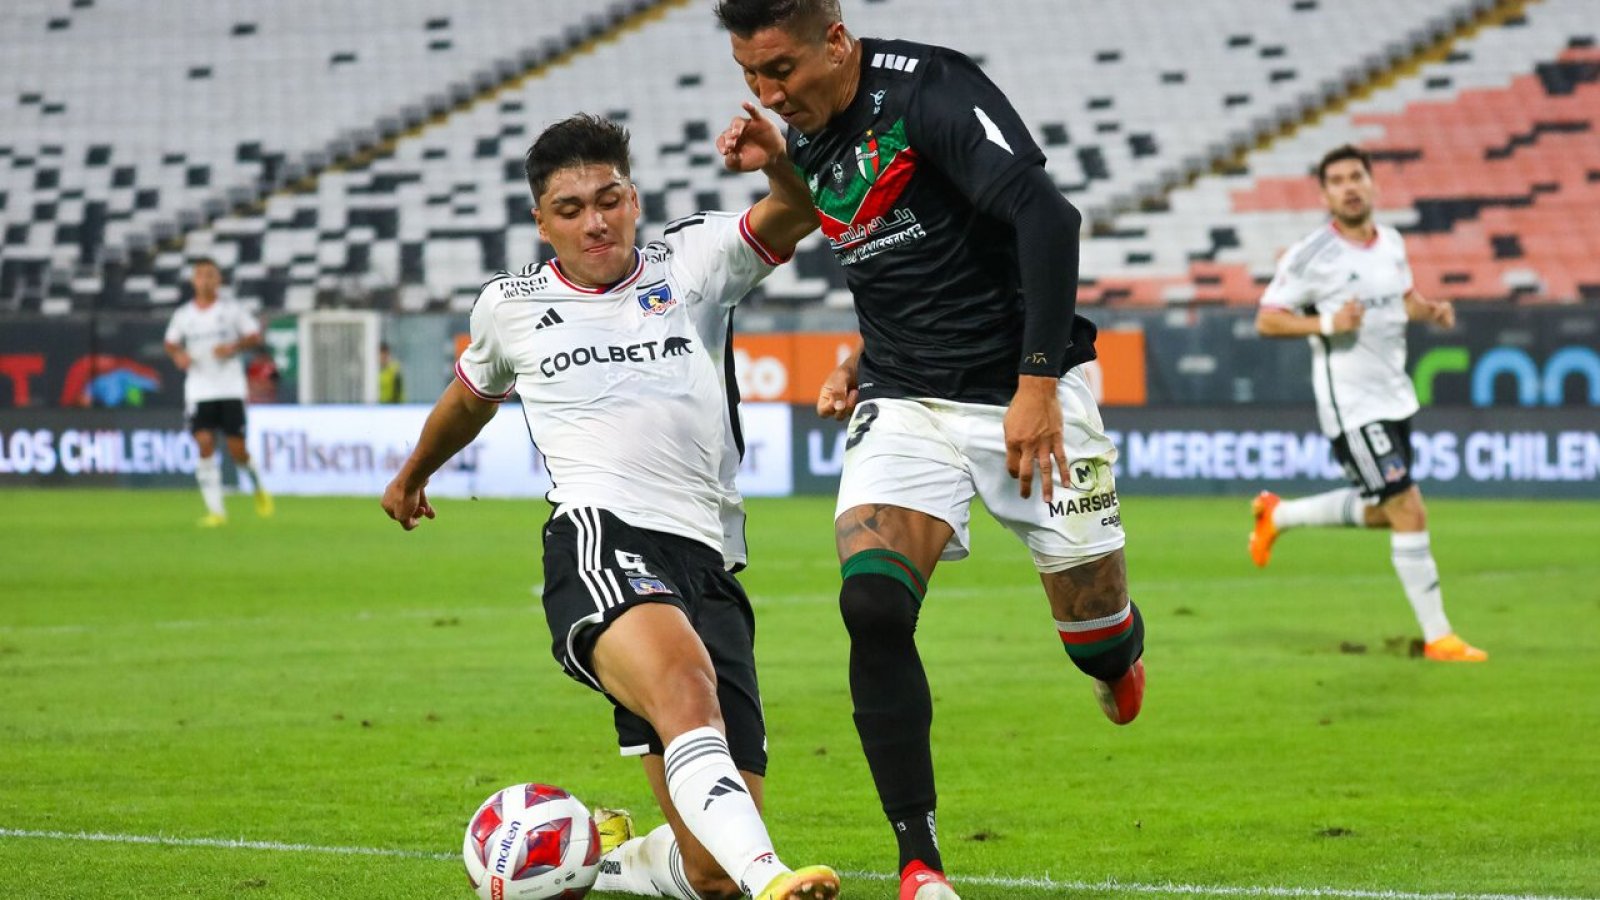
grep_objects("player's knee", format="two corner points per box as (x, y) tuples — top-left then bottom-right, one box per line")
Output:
(1384, 486), (1426, 530)
(839, 573), (919, 644)
(641, 666), (721, 736)
(1065, 600), (1145, 683)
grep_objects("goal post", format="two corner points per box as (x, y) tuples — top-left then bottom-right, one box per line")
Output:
(296, 311), (381, 404)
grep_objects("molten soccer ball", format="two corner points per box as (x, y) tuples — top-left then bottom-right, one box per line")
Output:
(463, 783), (601, 900)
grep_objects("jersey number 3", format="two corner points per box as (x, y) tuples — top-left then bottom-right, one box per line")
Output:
(846, 403), (880, 450)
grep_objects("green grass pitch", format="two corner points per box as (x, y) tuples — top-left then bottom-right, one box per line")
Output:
(2, 489), (1597, 899)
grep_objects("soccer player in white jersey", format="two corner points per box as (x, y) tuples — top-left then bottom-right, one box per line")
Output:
(163, 258), (273, 526)
(1250, 144), (1486, 663)
(381, 113), (837, 900)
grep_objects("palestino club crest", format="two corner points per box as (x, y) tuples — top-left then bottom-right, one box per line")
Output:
(856, 130), (882, 184)
(636, 282), (676, 316)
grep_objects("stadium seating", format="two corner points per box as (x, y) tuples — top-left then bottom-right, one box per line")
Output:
(7, 0), (1586, 313)
(0, 0), (651, 311)
(1080, 0), (1600, 306)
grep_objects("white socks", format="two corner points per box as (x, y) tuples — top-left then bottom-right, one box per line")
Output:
(596, 824), (701, 900)
(239, 461), (261, 492)
(663, 727), (786, 897)
(195, 455), (225, 516)
(1391, 531), (1451, 642)
(1273, 487), (1363, 531)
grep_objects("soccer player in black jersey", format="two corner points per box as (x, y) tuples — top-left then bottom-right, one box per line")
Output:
(716, 2), (1147, 898)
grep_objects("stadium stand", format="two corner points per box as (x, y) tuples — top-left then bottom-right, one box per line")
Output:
(1080, 0), (1600, 306)
(5, 0), (1578, 314)
(0, 0), (654, 311)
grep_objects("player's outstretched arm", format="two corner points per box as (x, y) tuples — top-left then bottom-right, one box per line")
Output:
(717, 102), (817, 259)
(381, 379), (499, 530)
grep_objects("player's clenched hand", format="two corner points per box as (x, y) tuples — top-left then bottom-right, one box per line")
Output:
(1332, 299), (1364, 333)
(816, 356), (860, 421)
(717, 102), (785, 173)
(172, 350), (191, 371)
(382, 475), (435, 531)
(1431, 298), (1456, 329)
(1004, 376), (1067, 503)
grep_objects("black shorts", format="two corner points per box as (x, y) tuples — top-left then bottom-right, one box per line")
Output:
(1330, 418), (1414, 501)
(187, 399), (247, 437)
(541, 507), (766, 775)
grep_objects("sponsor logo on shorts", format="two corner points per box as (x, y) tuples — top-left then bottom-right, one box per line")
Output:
(628, 577), (672, 596)
(1048, 490), (1118, 518)
(1382, 457), (1408, 483)
(1067, 460), (1101, 492)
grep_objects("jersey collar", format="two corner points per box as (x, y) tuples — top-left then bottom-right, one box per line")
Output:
(1328, 221), (1379, 249)
(549, 248), (644, 295)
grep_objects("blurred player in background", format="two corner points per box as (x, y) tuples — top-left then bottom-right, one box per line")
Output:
(717, 3), (1145, 897)
(377, 341), (404, 403)
(381, 113), (837, 900)
(1251, 144), (1485, 663)
(163, 258), (273, 526)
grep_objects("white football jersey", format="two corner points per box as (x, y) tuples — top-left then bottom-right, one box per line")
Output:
(456, 209), (785, 561)
(163, 299), (261, 405)
(1261, 222), (1419, 438)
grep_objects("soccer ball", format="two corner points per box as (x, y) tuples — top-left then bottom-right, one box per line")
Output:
(463, 783), (601, 900)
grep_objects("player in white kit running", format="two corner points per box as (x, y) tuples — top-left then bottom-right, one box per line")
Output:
(163, 258), (273, 526)
(1250, 145), (1486, 663)
(381, 113), (838, 900)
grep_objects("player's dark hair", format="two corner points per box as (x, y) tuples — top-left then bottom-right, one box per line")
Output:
(1316, 144), (1372, 183)
(190, 257), (223, 280)
(714, 0), (842, 42)
(523, 114), (633, 203)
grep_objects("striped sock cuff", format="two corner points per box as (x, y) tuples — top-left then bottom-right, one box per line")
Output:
(1057, 602), (1136, 658)
(1342, 491), (1364, 527)
(663, 727), (731, 785)
(1391, 531), (1432, 558)
(841, 548), (927, 602)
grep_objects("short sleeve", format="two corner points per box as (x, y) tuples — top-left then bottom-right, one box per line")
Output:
(234, 305), (262, 338)
(1393, 232), (1415, 293)
(905, 50), (1045, 208)
(1261, 249), (1315, 311)
(660, 208), (784, 309)
(454, 295), (515, 401)
(163, 308), (185, 345)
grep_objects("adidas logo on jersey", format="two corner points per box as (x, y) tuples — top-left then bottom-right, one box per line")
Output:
(535, 309), (564, 330)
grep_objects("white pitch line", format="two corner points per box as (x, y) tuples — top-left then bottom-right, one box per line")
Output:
(0, 828), (1590, 900)
(0, 828), (453, 862)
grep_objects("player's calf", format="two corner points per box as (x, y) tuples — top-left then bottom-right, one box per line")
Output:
(839, 550), (942, 873)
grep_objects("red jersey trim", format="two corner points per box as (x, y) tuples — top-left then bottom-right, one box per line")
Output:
(739, 209), (791, 265)
(549, 249), (645, 294)
(454, 359), (513, 401)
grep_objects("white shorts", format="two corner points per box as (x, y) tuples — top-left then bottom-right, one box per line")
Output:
(834, 367), (1126, 569)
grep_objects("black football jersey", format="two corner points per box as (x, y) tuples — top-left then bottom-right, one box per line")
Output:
(788, 37), (1097, 405)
